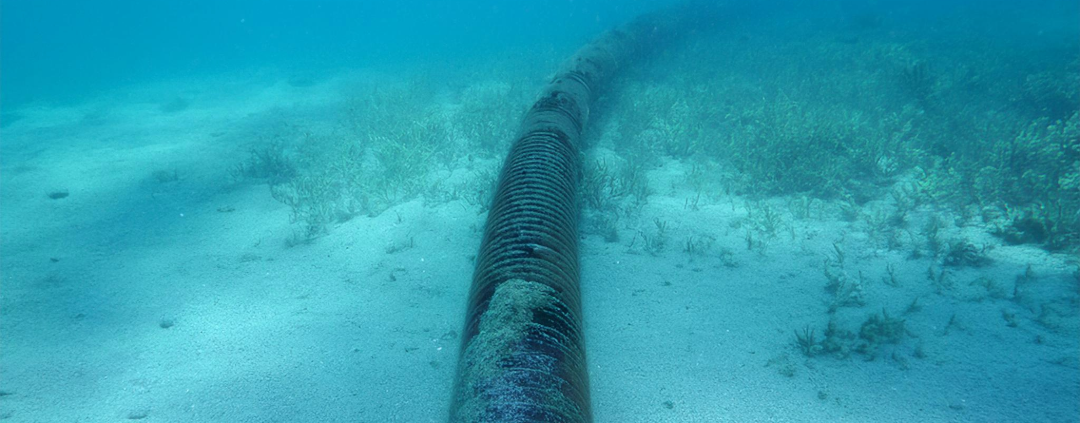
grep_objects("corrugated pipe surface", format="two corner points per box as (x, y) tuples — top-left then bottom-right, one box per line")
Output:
(450, 4), (716, 422)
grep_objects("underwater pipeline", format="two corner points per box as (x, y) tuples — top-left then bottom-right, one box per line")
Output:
(449, 4), (721, 422)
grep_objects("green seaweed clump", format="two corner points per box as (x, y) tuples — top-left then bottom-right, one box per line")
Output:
(820, 319), (856, 359)
(943, 240), (992, 268)
(856, 309), (906, 358)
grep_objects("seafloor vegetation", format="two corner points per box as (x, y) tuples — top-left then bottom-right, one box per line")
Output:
(231, 75), (532, 244)
(604, 14), (1079, 254)
(226, 5), (1078, 383)
(236, 8), (1078, 255)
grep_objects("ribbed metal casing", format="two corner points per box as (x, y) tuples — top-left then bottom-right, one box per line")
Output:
(450, 4), (707, 422)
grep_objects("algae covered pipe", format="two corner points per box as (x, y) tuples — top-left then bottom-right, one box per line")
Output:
(448, 4), (717, 422)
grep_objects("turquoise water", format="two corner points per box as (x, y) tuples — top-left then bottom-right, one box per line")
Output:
(0, 0), (668, 110)
(1, 1), (1077, 422)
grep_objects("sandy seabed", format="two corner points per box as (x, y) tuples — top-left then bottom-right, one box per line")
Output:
(1, 71), (1077, 423)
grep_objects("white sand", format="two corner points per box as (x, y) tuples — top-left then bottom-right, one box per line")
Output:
(1, 70), (1077, 423)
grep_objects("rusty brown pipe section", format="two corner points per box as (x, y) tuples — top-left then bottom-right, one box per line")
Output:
(449, 4), (721, 422)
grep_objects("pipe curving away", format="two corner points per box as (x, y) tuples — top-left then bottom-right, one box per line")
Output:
(450, 3), (722, 422)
